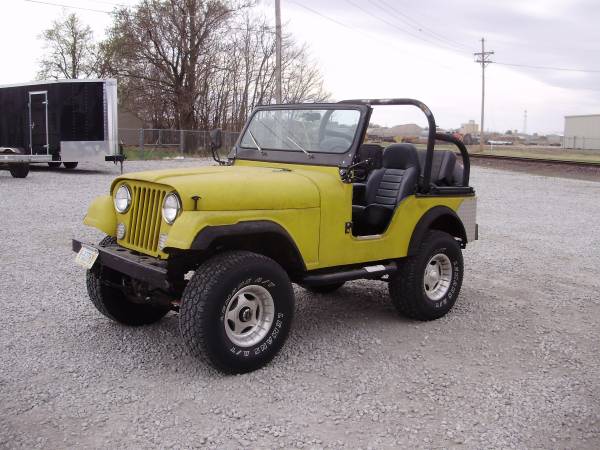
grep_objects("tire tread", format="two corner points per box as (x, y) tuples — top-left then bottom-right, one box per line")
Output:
(180, 250), (290, 373)
(389, 230), (461, 321)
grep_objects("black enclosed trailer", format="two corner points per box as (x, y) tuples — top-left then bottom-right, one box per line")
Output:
(0, 79), (122, 177)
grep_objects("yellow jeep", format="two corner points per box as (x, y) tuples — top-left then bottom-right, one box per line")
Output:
(73, 99), (477, 373)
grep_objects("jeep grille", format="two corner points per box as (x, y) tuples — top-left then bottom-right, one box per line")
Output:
(123, 184), (168, 254)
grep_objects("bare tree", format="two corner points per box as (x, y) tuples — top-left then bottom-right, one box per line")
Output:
(101, 1), (329, 130)
(102, 0), (244, 129)
(210, 13), (329, 130)
(37, 12), (98, 80)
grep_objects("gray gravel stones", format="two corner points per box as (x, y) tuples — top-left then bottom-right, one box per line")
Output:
(1, 160), (599, 448)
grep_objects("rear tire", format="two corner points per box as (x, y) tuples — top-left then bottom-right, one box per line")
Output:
(304, 282), (345, 294)
(63, 162), (78, 169)
(86, 236), (170, 326)
(389, 230), (463, 321)
(180, 251), (294, 373)
(9, 163), (29, 178)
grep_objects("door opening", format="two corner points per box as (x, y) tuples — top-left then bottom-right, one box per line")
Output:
(29, 91), (49, 155)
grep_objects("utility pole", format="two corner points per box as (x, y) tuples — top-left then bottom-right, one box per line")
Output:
(474, 38), (494, 152)
(523, 110), (528, 135)
(275, 0), (282, 104)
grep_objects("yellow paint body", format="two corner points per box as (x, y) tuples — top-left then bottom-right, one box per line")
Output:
(83, 195), (117, 237)
(84, 159), (470, 270)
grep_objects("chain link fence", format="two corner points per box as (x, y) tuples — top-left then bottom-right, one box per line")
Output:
(119, 128), (240, 156)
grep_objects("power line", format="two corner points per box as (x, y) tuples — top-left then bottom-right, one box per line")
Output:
(23, 0), (268, 28)
(288, 1), (361, 33)
(86, 0), (128, 6)
(495, 61), (600, 73)
(23, 0), (112, 14)
(370, 0), (474, 52)
(286, 0), (459, 70)
(344, 0), (470, 55)
(292, 2), (600, 75)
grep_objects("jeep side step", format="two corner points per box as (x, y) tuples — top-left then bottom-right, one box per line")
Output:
(299, 261), (398, 286)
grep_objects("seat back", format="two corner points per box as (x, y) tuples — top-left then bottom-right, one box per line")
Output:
(354, 144), (383, 181)
(365, 144), (420, 208)
(417, 150), (457, 186)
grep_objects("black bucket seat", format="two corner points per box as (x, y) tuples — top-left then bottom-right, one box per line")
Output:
(352, 144), (420, 235)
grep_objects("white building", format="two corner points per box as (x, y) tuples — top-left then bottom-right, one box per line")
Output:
(564, 114), (600, 150)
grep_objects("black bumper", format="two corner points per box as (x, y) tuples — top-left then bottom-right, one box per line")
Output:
(72, 239), (169, 289)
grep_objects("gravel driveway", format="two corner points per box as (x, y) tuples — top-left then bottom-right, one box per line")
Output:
(1, 160), (599, 449)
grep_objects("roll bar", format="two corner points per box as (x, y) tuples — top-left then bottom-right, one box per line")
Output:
(434, 133), (470, 187)
(339, 98), (471, 192)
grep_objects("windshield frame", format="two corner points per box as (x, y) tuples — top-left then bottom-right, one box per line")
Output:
(230, 103), (370, 167)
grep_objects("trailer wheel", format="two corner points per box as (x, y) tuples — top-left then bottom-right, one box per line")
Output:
(86, 236), (170, 326)
(9, 163), (29, 178)
(48, 162), (61, 168)
(389, 230), (463, 321)
(63, 162), (78, 169)
(180, 251), (294, 373)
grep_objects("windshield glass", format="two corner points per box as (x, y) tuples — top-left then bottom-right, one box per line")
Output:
(240, 108), (361, 154)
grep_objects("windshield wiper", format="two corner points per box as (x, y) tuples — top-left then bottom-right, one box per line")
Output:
(286, 136), (312, 158)
(248, 129), (265, 155)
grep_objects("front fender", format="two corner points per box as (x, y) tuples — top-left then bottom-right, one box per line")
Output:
(83, 195), (117, 237)
(165, 208), (321, 268)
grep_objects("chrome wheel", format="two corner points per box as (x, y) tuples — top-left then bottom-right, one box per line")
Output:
(423, 253), (452, 301)
(224, 285), (275, 347)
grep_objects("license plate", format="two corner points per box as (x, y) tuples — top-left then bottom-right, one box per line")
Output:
(75, 245), (99, 269)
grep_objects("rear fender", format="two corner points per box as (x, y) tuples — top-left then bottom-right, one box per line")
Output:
(408, 206), (467, 255)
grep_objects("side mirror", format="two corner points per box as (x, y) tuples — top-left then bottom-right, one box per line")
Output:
(210, 128), (222, 150)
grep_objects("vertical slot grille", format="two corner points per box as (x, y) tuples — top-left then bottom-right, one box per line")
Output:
(125, 185), (166, 254)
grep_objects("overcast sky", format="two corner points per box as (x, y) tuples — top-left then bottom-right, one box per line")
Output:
(3, 0), (600, 134)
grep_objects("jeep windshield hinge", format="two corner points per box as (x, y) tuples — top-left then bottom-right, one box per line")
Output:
(345, 222), (353, 234)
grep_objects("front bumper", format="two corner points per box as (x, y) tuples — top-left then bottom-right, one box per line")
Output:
(72, 239), (169, 289)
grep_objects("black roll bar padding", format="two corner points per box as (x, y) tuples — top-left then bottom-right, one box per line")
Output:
(339, 98), (437, 192)
(434, 133), (471, 187)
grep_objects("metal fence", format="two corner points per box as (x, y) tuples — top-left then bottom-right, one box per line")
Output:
(119, 128), (240, 155)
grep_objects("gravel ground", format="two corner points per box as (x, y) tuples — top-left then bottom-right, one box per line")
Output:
(1, 160), (599, 449)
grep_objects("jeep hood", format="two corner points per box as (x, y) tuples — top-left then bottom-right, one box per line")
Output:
(113, 165), (320, 210)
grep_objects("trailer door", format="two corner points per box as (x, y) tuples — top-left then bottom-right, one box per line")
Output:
(29, 91), (49, 155)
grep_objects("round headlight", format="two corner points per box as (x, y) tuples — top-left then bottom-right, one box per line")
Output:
(162, 193), (181, 224)
(114, 184), (131, 213)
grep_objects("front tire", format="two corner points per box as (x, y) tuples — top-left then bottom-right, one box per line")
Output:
(389, 230), (463, 321)
(86, 236), (170, 326)
(63, 162), (78, 169)
(180, 251), (294, 374)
